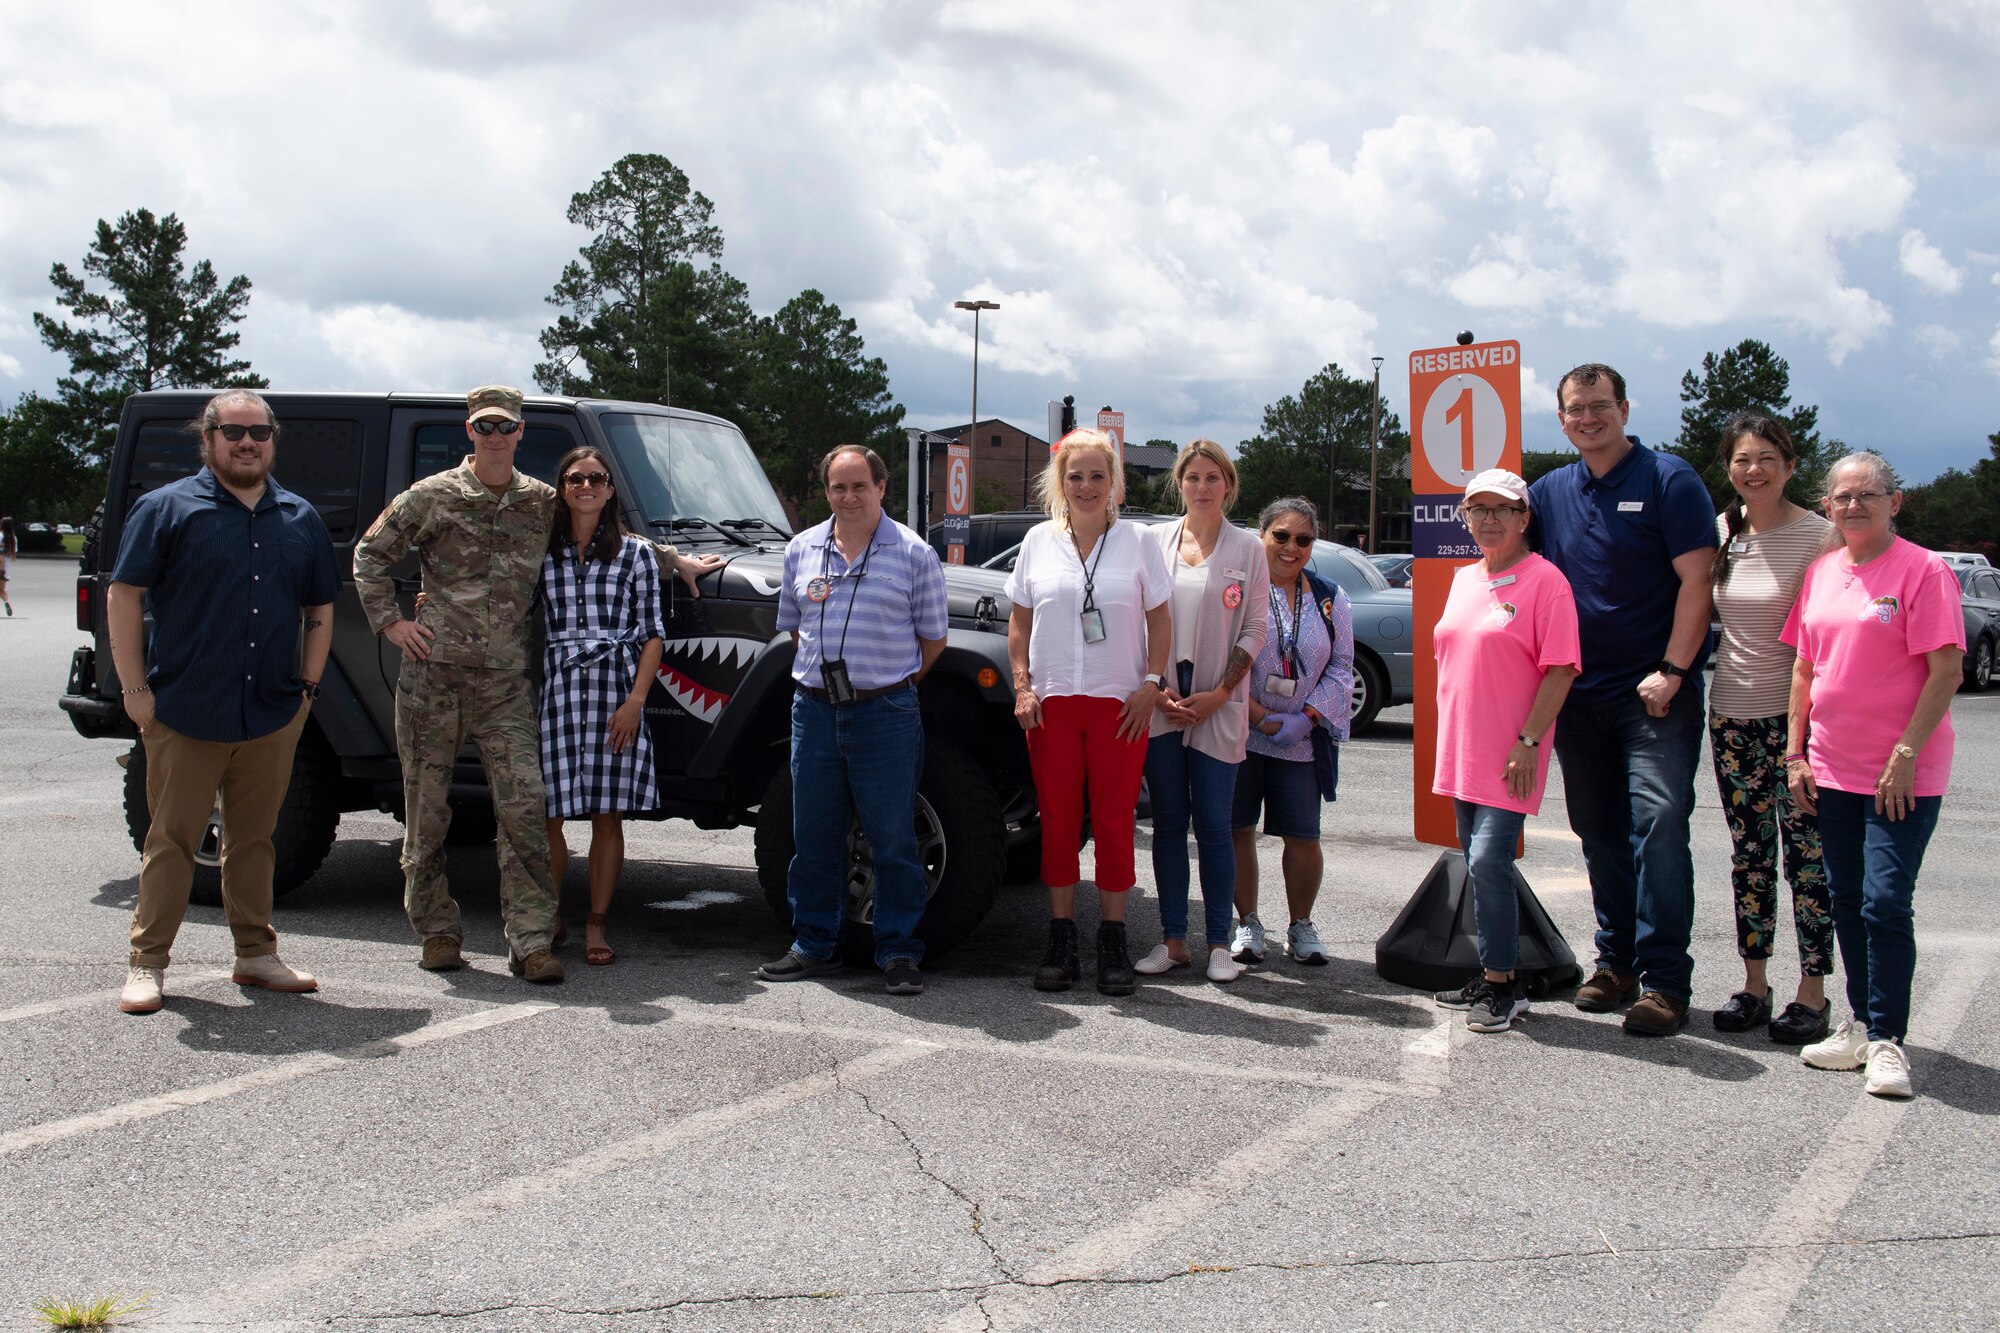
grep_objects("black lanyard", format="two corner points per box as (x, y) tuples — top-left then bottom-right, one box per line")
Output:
(814, 520), (878, 664)
(1268, 578), (1306, 679)
(1070, 522), (1110, 611)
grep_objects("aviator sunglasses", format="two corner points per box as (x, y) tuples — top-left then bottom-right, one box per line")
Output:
(471, 418), (522, 436)
(214, 423), (275, 442)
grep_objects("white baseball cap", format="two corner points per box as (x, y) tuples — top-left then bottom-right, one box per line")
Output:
(1463, 468), (1529, 506)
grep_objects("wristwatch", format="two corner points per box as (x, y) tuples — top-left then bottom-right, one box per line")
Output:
(301, 679), (321, 701)
(1892, 743), (1917, 761)
(1655, 659), (1687, 679)
(1516, 733), (1538, 748)
(1144, 673), (1165, 688)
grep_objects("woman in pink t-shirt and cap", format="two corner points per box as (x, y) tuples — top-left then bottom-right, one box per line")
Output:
(1431, 469), (1581, 1033)
(1784, 451), (1962, 1100)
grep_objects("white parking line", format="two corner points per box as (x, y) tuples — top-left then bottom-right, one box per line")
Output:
(165, 1042), (929, 1328)
(1691, 946), (1995, 1333)
(0, 1001), (551, 1157)
(0, 970), (231, 1025)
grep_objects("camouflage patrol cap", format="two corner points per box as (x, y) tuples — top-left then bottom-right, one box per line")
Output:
(467, 385), (524, 422)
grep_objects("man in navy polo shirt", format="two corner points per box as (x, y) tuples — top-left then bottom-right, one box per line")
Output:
(756, 445), (948, 995)
(1531, 364), (1716, 1036)
(106, 389), (338, 1015)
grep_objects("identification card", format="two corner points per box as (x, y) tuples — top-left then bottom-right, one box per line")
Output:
(1618, 501), (1644, 512)
(821, 658), (856, 705)
(1487, 574), (1517, 589)
(1080, 608), (1107, 643)
(1265, 674), (1297, 698)
(806, 577), (831, 603)
(1730, 540), (1748, 553)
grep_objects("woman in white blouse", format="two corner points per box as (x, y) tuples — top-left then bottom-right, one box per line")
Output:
(1135, 440), (1269, 983)
(1005, 430), (1171, 996)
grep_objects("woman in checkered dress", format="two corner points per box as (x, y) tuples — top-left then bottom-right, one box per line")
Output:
(539, 446), (665, 966)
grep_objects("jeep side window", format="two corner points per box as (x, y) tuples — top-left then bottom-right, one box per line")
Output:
(127, 417), (365, 544)
(412, 423), (578, 486)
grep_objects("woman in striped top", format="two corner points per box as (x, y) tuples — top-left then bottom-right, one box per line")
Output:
(1707, 412), (1836, 1043)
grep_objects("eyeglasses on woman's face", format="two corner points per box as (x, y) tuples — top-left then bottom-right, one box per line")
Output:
(1460, 504), (1526, 523)
(563, 470), (612, 489)
(1264, 529), (1314, 547)
(1826, 489), (1890, 509)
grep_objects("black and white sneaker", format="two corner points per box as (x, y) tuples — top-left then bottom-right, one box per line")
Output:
(1466, 979), (1528, 1033)
(883, 958), (924, 996)
(756, 950), (843, 982)
(1434, 976), (1491, 1010)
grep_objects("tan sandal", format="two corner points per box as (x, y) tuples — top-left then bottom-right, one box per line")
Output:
(584, 911), (615, 966)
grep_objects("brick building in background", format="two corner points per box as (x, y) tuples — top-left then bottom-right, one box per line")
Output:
(925, 419), (1049, 517)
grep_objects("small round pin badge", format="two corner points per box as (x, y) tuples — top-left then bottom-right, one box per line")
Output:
(806, 577), (831, 602)
(1222, 582), (1243, 609)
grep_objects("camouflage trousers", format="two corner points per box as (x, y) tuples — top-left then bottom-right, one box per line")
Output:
(396, 660), (556, 956)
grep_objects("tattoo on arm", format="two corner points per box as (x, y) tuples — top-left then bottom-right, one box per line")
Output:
(1219, 647), (1253, 692)
(304, 617), (324, 632)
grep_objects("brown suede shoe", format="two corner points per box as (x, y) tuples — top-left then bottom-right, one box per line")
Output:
(1574, 967), (1641, 1013)
(419, 936), (464, 972)
(1623, 990), (1690, 1036)
(508, 948), (565, 984)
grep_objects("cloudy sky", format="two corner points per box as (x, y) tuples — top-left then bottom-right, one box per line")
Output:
(3, 1), (1997, 481)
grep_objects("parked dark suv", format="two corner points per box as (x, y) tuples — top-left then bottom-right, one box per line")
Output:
(61, 391), (1035, 960)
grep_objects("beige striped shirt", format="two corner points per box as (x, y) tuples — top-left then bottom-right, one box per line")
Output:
(1709, 508), (1835, 718)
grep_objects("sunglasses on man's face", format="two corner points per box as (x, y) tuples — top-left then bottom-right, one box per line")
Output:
(214, 423), (274, 443)
(471, 418), (522, 436)
(1265, 530), (1313, 547)
(563, 471), (612, 489)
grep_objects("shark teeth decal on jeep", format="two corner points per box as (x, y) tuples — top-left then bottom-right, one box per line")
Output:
(656, 635), (764, 724)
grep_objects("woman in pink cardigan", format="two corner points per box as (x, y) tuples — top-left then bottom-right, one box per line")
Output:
(1134, 440), (1270, 983)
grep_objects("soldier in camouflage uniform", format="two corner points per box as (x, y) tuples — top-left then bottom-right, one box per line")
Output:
(353, 385), (565, 984)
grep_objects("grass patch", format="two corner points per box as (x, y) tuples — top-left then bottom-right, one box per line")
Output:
(29, 1293), (150, 1329)
(62, 533), (85, 554)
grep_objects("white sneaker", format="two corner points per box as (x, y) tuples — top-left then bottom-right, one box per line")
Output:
(118, 965), (164, 1014)
(1206, 948), (1243, 984)
(1802, 1016), (1871, 1071)
(232, 953), (319, 993)
(1286, 919), (1329, 965)
(1863, 1040), (1914, 1099)
(1231, 916), (1267, 964)
(1132, 944), (1188, 975)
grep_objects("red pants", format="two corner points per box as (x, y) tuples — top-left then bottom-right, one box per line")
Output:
(1025, 694), (1148, 891)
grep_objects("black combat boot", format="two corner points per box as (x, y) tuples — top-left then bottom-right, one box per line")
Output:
(1034, 918), (1080, 991)
(1096, 921), (1136, 996)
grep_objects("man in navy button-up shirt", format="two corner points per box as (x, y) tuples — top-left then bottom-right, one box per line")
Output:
(106, 389), (338, 1015)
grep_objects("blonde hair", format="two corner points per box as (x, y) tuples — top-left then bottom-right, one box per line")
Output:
(1035, 429), (1124, 527)
(1170, 438), (1239, 513)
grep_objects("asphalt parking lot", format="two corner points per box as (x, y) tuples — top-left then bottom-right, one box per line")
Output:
(3, 553), (1996, 1331)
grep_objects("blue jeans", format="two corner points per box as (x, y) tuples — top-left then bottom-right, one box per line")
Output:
(1146, 735), (1239, 946)
(788, 686), (926, 967)
(1550, 678), (1704, 1003)
(1455, 800), (1527, 975)
(1815, 787), (1940, 1044)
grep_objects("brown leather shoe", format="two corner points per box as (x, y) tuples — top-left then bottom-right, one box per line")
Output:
(420, 936), (464, 972)
(508, 948), (565, 984)
(1623, 990), (1690, 1036)
(1574, 967), (1641, 1012)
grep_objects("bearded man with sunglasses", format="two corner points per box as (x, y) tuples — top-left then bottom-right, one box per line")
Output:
(354, 385), (566, 984)
(107, 389), (339, 1014)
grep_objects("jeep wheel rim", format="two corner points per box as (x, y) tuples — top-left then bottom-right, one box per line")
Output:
(196, 803), (224, 869)
(845, 793), (945, 926)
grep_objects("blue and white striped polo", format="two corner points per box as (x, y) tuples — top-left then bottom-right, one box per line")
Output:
(777, 515), (948, 690)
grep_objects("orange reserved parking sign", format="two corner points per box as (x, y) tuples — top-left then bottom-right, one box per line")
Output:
(1408, 339), (1522, 847)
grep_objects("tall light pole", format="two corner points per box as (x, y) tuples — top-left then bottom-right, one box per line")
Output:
(1367, 355), (1384, 553)
(953, 299), (999, 516)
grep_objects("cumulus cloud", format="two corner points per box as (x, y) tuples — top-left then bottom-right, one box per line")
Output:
(1899, 231), (1964, 292)
(1915, 324), (1963, 357)
(1990, 325), (2000, 377)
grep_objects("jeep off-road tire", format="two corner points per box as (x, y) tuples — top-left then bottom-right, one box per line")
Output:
(755, 737), (1006, 963)
(122, 728), (342, 907)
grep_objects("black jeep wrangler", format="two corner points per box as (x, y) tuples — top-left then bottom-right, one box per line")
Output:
(60, 391), (1036, 960)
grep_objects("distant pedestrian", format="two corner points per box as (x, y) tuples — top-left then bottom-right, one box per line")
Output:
(1231, 498), (1353, 969)
(105, 390), (337, 1014)
(1430, 470), (1579, 1033)
(1, 515), (15, 615)
(1137, 440), (1269, 984)
(756, 445), (947, 995)
(1006, 429), (1170, 996)
(354, 385), (565, 984)
(1705, 413), (1837, 1044)
(1789, 452), (1962, 1099)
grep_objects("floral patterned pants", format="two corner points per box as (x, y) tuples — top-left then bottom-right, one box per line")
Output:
(1709, 713), (1833, 974)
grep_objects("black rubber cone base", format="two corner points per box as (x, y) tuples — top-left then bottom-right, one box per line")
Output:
(1374, 849), (1582, 995)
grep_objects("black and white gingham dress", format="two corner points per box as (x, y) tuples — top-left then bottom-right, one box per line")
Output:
(537, 534), (666, 818)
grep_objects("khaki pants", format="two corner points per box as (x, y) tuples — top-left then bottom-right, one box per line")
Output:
(129, 703), (310, 968)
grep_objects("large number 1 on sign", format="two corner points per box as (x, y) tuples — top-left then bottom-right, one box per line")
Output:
(1444, 387), (1475, 474)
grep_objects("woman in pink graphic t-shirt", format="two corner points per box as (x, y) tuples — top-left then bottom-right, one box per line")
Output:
(1431, 468), (1580, 1035)
(1783, 452), (1962, 1101)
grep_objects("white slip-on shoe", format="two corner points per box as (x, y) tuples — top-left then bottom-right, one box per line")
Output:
(232, 953), (319, 993)
(1801, 1016), (1871, 1071)
(1863, 1040), (1913, 1099)
(1230, 916), (1267, 964)
(118, 965), (164, 1014)
(1132, 944), (1189, 976)
(1206, 948), (1243, 984)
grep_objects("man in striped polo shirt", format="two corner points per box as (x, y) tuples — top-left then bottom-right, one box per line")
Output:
(757, 445), (948, 995)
